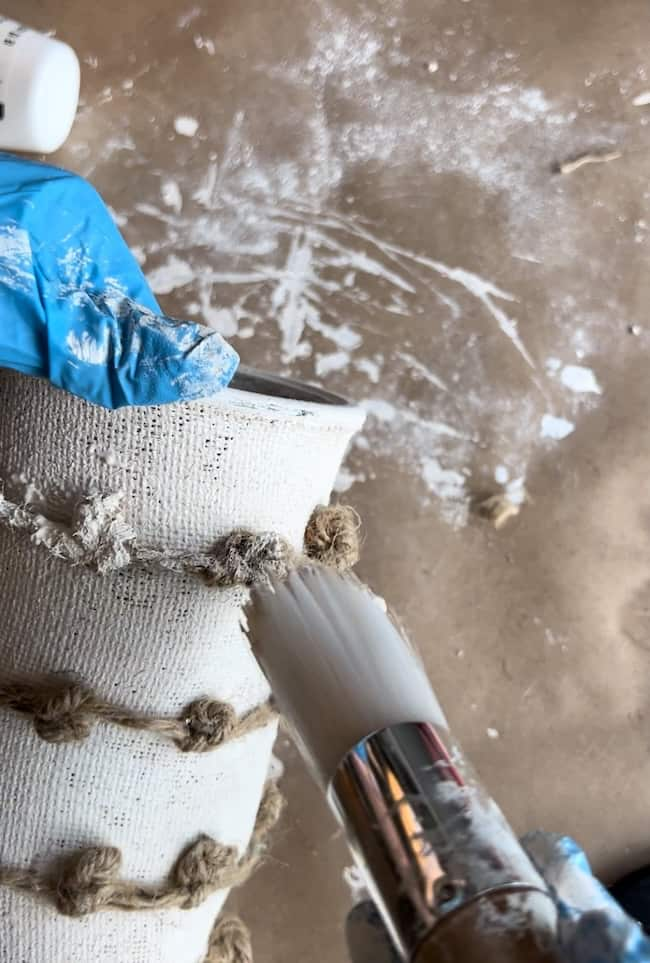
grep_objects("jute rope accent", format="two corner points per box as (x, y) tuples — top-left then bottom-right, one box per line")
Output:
(0, 781), (283, 917)
(0, 487), (356, 958)
(303, 502), (361, 571)
(0, 488), (361, 578)
(204, 916), (253, 963)
(0, 676), (276, 751)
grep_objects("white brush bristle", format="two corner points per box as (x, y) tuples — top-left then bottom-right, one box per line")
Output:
(245, 567), (446, 785)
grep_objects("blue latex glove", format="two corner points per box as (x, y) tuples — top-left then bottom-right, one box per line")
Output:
(346, 835), (650, 962)
(524, 833), (650, 963)
(0, 154), (238, 408)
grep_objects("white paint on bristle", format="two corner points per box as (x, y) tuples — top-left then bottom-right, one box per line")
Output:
(245, 568), (446, 785)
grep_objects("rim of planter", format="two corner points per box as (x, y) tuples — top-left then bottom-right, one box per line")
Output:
(215, 365), (367, 432)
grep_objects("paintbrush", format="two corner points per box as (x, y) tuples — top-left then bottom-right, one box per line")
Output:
(244, 567), (563, 963)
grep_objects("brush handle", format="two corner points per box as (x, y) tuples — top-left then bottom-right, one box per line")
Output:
(331, 723), (559, 960)
(413, 889), (563, 963)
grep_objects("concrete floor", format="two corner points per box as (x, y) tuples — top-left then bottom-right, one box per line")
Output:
(13, 0), (650, 959)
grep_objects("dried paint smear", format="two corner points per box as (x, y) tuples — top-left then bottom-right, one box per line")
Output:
(65, 1), (632, 526)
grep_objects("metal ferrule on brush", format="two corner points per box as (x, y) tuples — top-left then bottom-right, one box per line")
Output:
(329, 722), (554, 961)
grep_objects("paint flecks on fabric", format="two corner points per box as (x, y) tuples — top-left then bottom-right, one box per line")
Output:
(0, 223), (34, 294)
(66, 330), (110, 365)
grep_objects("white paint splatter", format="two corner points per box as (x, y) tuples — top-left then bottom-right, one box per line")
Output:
(174, 115), (199, 137)
(104, 133), (136, 154)
(315, 351), (350, 376)
(420, 457), (468, 525)
(193, 34), (215, 55)
(343, 864), (369, 903)
(66, 330), (109, 365)
(494, 465), (509, 484)
(0, 223), (33, 293)
(504, 476), (527, 506)
(560, 365), (602, 395)
(147, 256), (196, 295)
(540, 414), (575, 440)
(267, 753), (285, 780)
(161, 179), (183, 213)
(308, 316), (362, 351)
(633, 91), (650, 106)
(354, 357), (381, 383)
(177, 6), (202, 29)
(82, 3), (615, 528)
(334, 466), (366, 492)
(360, 398), (397, 422)
(397, 352), (448, 391)
(196, 286), (241, 338)
(389, 248), (534, 369)
(107, 206), (128, 228)
(271, 232), (320, 360)
(131, 245), (147, 266)
(486, 727), (500, 740)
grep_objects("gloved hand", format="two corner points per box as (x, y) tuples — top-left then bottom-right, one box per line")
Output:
(346, 834), (650, 962)
(525, 832), (650, 963)
(0, 154), (238, 409)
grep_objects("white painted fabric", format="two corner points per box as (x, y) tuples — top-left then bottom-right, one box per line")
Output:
(0, 369), (364, 963)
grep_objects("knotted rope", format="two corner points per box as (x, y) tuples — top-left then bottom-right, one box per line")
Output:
(0, 487), (359, 958)
(304, 502), (361, 570)
(204, 916), (253, 963)
(0, 782), (283, 917)
(0, 489), (360, 579)
(0, 678), (276, 751)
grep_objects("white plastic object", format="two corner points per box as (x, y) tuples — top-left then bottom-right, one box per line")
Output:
(0, 16), (80, 153)
(0, 369), (364, 963)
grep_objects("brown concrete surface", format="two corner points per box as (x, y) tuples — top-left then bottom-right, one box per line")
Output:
(12, 0), (650, 959)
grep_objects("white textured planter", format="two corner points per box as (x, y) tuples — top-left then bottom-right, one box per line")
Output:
(0, 368), (364, 963)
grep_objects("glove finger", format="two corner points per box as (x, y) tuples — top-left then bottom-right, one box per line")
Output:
(523, 832), (650, 962)
(0, 156), (238, 408)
